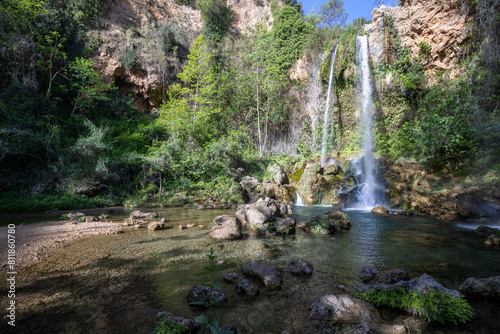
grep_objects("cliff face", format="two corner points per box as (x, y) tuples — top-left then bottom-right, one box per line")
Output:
(93, 0), (273, 110)
(365, 0), (472, 78)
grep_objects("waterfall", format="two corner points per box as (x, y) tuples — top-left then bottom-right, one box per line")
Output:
(295, 191), (306, 206)
(355, 36), (385, 208)
(320, 45), (339, 167)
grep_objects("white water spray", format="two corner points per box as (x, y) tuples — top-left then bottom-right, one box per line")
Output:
(320, 45), (339, 167)
(295, 191), (306, 206)
(356, 36), (385, 208)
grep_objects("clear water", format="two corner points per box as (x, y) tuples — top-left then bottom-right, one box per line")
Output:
(10, 206), (500, 333)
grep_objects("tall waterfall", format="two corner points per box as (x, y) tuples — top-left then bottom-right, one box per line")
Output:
(320, 45), (339, 167)
(356, 36), (385, 208)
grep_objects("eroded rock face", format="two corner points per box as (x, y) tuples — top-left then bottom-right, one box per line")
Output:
(241, 261), (283, 291)
(365, 0), (472, 79)
(459, 276), (500, 301)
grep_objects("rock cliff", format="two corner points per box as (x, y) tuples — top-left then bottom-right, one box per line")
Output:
(365, 0), (472, 79)
(93, 0), (273, 110)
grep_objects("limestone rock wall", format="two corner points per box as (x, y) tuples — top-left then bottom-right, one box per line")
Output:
(93, 0), (273, 111)
(365, 0), (472, 79)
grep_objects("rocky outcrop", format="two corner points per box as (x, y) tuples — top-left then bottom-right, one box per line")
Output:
(93, 0), (273, 110)
(297, 209), (351, 234)
(240, 176), (261, 200)
(296, 162), (343, 205)
(241, 260), (283, 291)
(459, 276), (500, 301)
(309, 294), (406, 333)
(365, 0), (472, 79)
(208, 215), (243, 240)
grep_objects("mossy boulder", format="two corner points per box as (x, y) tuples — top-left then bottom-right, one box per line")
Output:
(298, 209), (351, 234)
(371, 206), (389, 215)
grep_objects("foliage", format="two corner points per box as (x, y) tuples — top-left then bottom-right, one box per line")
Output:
(197, 0), (235, 45)
(0, 191), (102, 213)
(356, 287), (474, 325)
(319, 0), (347, 28)
(151, 315), (185, 334)
(191, 248), (233, 334)
(271, 6), (313, 75)
(120, 47), (137, 72)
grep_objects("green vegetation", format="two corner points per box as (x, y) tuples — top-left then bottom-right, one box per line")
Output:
(152, 315), (185, 334)
(355, 287), (474, 325)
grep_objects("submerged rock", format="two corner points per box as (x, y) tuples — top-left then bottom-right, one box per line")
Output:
(236, 279), (260, 297)
(156, 312), (200, 333)
(285, 258), (313, 278)
(459, 276), (500, 301)
(241, 261), (283, 291)
(298, 209), (351, 234)
(377, 268), (410, 284)
(359, 266), (377, 283)
(187, 285), (228, 307)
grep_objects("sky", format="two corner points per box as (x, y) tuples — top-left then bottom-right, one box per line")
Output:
(300, 0), (398, 25)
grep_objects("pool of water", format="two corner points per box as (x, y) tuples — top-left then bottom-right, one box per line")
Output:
(8, 206), (500, 333)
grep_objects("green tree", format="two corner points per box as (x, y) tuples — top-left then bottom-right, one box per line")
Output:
(159, 35), (219, 146)
(319, 0), (347, 27)
(197, 0), (235, 45)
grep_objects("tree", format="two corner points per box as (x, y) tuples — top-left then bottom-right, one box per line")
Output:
(159, 35), (219, 146)
(319, 0), (347, 28)
(197, 0), (235, 45)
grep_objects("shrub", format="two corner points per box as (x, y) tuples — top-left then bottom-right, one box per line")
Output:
(355, 287), (474, 325)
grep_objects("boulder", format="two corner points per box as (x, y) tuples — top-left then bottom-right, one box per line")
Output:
(309, 294), (405, 333)
(67, 212), (85, 219)
(358, 273), (460, 299)
(241, 198), (293, 234)
(156, 312), (200, 333)
(223, 273), (240, 283)
(285, 258), (313, 278)
(459, 276), (500, 301)
(209, 215), (243, 240)
(273, 217), (296, 235)
(266, 163), (288, 185)
(371, 206), (389, 215)
(298, 209), (351, 234)
(486, 234), (500, 245)
(323, 164), (342, 176)
(130, 210), (158, 219)
(241, 261), (283, 291)
(148, 221), (165, 231)
(187, 285), (228, 307)
(359, 266), (377, 283)
(236, 279), (260, 297)
(377, 268), (410, 284)
(240, 176), (260, 196)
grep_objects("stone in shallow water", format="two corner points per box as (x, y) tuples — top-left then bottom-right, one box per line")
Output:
(236, 279), (260, 297)
(459, 276), (500, 301)
(156, 311), (200, 333)
(359, 265), (377, 282)
(285, 258), (313, 278)
(223, 272), (240, 283)
(241, 260), (283, 291)
(187, 285), (228, 307)
(377, 268), (410, 284)
(371, 206), (389, 215)
(147, 221), (164, 231)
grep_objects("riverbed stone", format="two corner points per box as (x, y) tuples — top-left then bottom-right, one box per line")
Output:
(377, 268), (410, 284)
(236, 279), (260, 297)
(223, 273), (240, 283)
(241, 260), (283, 290)
(371, 206), (389, 215)
(359, 266), (377, 282)
(187, 285), (228, 307)
(241, 198), (293, 234)
(298, 209), (351, 234)
(156, 312), (200, 333)
(309, 294), (406, 333)
(209, 215), (243, 240)
(148, 221), (164, 231)
(459, 276), (500, 301)
(130, 210), (158, 219)
(285, 258), (313, 278)
(214, 215), (242, 229)
(67, 212), (85, 219)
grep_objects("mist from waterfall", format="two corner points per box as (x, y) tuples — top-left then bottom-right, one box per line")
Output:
(355, 35), (385, 208)
(320, 45), (339, 167)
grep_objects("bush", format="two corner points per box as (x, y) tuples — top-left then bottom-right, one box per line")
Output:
(356, 287), (474, 325)
(0, 192), (98, 213)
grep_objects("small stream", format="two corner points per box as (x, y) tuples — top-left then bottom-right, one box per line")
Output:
(4, 206), (500, 333)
